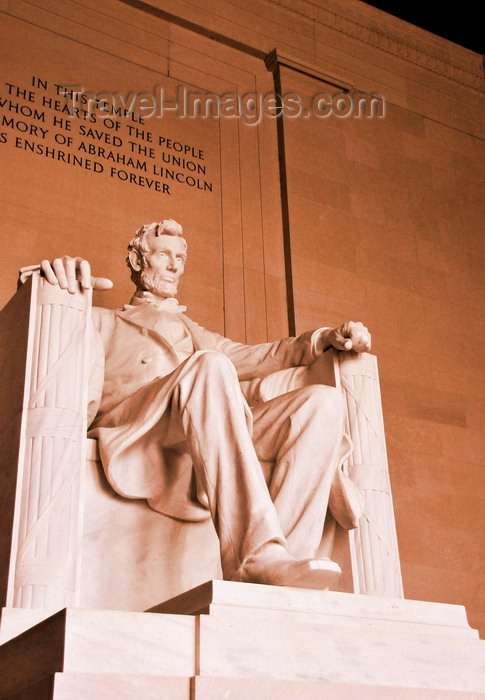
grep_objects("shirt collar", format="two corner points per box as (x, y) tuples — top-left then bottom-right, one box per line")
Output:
(128, 290), (187, 313)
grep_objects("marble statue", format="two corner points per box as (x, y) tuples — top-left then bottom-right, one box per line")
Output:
(38, 219), (371, 591)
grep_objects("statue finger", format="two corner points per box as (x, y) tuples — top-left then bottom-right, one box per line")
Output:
(352, 332), (372, 352)
(64, 257), (77, 293)
(40, 259), (59, 286)
(52, 258), (69, 290)
(77, 259), (92, 289)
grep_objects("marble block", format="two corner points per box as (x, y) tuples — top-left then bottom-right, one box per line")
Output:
(2, 673), (191, 700)
(151, 581), (485, 693)
(8, 675), (485, 700)
(191, 677), (485, 699)
(0, 608), (195, 697)
(150, 579), (478, 638)
(1, 583), (485, 697)
(0, 607), (56, 644)
(80, 439), (222, 612)
(194, 612), (485, 690)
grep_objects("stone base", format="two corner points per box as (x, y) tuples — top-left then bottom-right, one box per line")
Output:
(1, 582), (485, 698)
(0, 607), (61, 645)
(2, 673), (190, 700)
(4, 674), (484, 700)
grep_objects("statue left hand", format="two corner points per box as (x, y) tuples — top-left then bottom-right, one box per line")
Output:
(40, 256), (113, 294)
(315, 322), (371, 354)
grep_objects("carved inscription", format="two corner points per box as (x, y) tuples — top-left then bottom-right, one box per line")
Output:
(0, 76), (214, 197)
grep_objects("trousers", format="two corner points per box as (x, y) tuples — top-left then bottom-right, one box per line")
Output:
(157, 350), (345, 580)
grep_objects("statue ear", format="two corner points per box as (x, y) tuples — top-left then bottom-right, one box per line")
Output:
(128, 249), (143, 272)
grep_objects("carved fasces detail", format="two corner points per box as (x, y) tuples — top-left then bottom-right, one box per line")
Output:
(337, 351), (403, 598)
(9, 273), (91, 609)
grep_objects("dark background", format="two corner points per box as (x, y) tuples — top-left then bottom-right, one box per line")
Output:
(363, 1), (484, 54)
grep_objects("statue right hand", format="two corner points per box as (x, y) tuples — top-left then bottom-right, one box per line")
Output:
(40, 256), (113, 294)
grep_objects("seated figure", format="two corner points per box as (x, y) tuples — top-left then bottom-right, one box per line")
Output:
(39, 218), (371, 590)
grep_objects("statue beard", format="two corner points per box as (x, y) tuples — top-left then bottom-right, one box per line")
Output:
(139, 268), (178, 298)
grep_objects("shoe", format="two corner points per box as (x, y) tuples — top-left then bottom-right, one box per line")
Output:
(233, 544), (341, 590)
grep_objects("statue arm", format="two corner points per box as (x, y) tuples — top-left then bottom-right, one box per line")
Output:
(183, 318), (368, 380)
(218, 332), (318, 379)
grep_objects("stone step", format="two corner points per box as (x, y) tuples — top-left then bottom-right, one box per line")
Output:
(191, 610), (485, 690)
(2, 673), (190, 700)
(4, 673), (485, 700)
(0, 608), (195, 697)
(1, 583), (485, 697)
(151, 581), (485, 692)
(150, 579), (478, 637)
(192, 677), (485, 700)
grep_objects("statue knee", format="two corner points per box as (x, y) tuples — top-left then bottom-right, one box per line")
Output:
(192, 350), (237, 381)
(298, 384), (345, 423)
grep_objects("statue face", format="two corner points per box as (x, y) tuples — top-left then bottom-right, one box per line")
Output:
(140, 234), (187, 298)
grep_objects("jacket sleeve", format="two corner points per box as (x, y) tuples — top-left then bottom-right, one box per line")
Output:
(182, 316), (317, 380)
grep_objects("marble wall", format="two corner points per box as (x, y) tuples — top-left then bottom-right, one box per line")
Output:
(1, 0), (484, 636)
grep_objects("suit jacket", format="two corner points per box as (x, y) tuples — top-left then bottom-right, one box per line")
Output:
(87, 300), (320, 521)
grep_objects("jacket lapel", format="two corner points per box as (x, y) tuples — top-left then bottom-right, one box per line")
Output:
(117, 305), (183, 361)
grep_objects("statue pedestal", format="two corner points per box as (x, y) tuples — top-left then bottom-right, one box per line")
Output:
(1, 581), (485, 698)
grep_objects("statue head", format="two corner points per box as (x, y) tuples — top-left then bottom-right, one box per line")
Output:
(127, 219), (187, 298)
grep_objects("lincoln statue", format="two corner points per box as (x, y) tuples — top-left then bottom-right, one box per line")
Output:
(38, 218), (371, 590)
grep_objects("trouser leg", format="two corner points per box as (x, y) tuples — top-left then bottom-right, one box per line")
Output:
(170, 351), (285, 580)
(252, 384), (346, 559)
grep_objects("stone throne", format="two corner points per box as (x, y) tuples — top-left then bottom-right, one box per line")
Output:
(0, 270), (403, 634)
